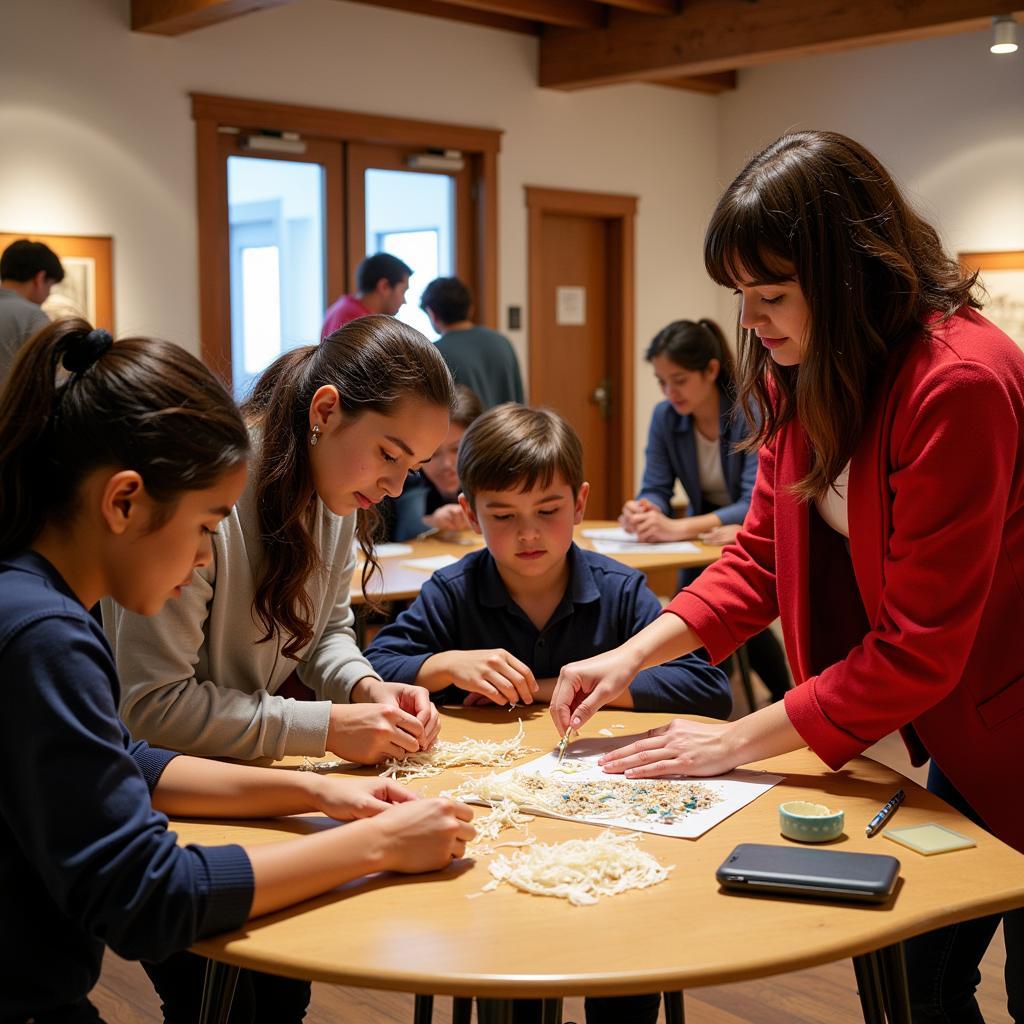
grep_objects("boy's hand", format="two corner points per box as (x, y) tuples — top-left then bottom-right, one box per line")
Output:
(370, 799), (476, 873)
(313, 776), (419, 820)
(421, 649), (538, 706)
(351, 678), (441, 750)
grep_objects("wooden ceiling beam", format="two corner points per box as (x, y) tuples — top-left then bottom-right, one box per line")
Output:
(540, 0), (1024, 89)
(602, 0), (676, 13)
(655, 70), (736, 93)
(434, 0), (605, 29)
(131, 0), (293, 35)
(340, 0), (539, 34)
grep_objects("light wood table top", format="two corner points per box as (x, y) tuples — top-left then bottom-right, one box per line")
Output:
(177, 708), (1024, 998)
(352, 520), (721, 604)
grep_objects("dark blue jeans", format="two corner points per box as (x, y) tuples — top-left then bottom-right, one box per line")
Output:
(904, 762), (1022, 1023)
(143, 952), (310, 1023)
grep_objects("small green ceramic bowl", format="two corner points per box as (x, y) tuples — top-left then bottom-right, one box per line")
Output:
(779, 800), (845, 842)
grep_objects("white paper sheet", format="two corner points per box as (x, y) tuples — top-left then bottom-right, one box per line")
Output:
(459, 736), (782, 839)
(374, 543), (414, 558)
(591, 539), (699, 555)
(400, 554), (460, 573)
(581, 526), (637, 542)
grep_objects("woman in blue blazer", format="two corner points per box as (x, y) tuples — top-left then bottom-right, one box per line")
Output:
(621, 318), (789, 701)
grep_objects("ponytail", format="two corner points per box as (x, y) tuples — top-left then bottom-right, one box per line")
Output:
(645, 318), (736, 396)
(242, 315), (455, 659)
(0, 318), (249, 558)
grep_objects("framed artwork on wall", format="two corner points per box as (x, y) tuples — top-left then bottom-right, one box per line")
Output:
(0, 232), (114, 332)
(959, 250), (1024, 350)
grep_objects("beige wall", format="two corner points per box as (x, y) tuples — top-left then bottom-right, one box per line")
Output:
(0, 0), (721, 483)
(714, 29), (1024, 330)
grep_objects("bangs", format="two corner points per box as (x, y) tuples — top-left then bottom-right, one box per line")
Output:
(704, 189), (797, 289)
(473, 454), (561, 498)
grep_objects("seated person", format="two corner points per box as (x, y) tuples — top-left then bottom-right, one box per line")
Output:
(366, 403), (731, 718)
(386, 385), (482, 540)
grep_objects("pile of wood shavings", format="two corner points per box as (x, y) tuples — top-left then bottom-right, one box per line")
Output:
(481, 831), (671, 905)
(446, 770), (721, 824)
(379, 721), (538, 781)
(468, 798), (536, 854)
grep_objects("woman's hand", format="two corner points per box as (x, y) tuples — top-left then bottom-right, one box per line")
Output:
(598, 718), (738, 778)
(313, 776), (419, 820)
(549, 646), (643, 736)
(351, 678), (441, 750)
(622, 501), (689, 543)
(698, 523), (741, 546)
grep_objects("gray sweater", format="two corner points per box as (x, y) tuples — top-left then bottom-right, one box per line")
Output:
(104, 476), (381, 761)
(0, 287), (48, 389)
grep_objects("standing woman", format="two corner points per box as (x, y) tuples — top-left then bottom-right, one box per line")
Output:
(621, 319), (789, 701)
(552, 130), (1023, 1022)
(0, 320), (474, 1022)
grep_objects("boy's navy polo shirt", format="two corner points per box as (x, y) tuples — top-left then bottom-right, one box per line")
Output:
(0, 552), (253, 1019)
(366, 543), (731, 717)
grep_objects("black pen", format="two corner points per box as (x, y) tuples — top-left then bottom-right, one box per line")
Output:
(865, 789), (905, 837)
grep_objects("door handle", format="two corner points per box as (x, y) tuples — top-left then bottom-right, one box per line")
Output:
(591, 377), (612, 420)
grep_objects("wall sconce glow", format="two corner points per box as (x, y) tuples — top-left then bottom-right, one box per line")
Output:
(991, 15), (1019, 54)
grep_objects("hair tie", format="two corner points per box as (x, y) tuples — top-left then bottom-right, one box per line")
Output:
(63, 328), (113, 374)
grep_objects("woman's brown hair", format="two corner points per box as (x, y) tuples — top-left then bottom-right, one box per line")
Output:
(704, 129), (979, 501)
(242, 315), (455, 658)
(0, 318), (249, 558)
(645, 318), (737, 397)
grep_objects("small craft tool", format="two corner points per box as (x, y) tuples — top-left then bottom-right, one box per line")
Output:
(554, 729), (572, 766)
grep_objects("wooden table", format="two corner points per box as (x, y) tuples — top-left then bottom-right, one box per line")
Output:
(353, 520), (721, 604)
(176, 708), (1024, 1024)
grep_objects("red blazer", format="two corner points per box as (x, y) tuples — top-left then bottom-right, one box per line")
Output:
(668, 310), (1024, 852)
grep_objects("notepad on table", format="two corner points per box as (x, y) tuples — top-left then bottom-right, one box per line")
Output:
(400, 554), (460, 573)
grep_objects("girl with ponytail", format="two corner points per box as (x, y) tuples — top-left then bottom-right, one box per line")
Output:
(0, 319), (473, 1021)
(106, 314), (455, 769)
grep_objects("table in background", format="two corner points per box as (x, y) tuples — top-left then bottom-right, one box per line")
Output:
(176, 708), (1024, 1024)
(352, 520), (721, 604)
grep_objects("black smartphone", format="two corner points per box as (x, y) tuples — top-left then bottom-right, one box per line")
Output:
(716, 843), (901, 903)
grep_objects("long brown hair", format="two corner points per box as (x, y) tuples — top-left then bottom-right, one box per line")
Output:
(0, 318), (249, 558)
(645, 318), (737, 397)
(704, 130), (979, 500)
(242, 315), (455, 658)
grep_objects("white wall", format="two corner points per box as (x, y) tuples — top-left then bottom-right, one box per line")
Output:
(715, 29), (1024, 328)
(0, 0), (722, 481)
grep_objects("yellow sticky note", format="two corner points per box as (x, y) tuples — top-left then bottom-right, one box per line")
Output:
(883, 823), (976, 855)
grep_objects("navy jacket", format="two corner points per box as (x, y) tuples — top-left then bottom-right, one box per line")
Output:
(366, 544), (731, 717)
(0, 553), (253, 1018)
(637, 392), (757, 526)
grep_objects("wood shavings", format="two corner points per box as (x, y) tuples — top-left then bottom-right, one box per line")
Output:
(611, 724), (625, 730)
(551, 761), (588, 775)
(446, 771), (722, 825)
(485, 831), (672, 905)
(598, 728), (614, 737)
(298, 757), (346, 772)
(379, 721), (538, 781)
(470, 798), (535, 845)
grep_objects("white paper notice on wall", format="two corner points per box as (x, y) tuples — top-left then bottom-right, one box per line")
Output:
(555, 286), (587, 326)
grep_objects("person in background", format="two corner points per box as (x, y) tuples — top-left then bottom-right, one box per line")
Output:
(0, 317), (474, 1023)
(0, 238), (64, 388)
(552, 129), (1023, 1024)
(321, 251), (412, 338)
(622, 318), (790, 702)
(386, 384), (482, 541)
(422, 275), (524, 409)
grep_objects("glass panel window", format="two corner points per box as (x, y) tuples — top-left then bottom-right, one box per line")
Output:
(228, 156), (325, 397)
(365, 169), (454, 340)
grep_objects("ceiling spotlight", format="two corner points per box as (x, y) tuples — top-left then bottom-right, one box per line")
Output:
(991, 15), (1019, 54)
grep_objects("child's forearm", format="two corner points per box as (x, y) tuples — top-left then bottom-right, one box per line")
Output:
(152, 755), (323, 819)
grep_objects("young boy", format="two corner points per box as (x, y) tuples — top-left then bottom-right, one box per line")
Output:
(366, 403), (731, 717)
(366, 404), (730, 1024)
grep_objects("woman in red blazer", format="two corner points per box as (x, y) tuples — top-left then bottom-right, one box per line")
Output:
(551, 130), (1023, 1023)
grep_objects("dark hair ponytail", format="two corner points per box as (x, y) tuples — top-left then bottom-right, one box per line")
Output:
(242, 314), (455, 659)
(645, 318), (736, 396)
(0, 317), (249, 558)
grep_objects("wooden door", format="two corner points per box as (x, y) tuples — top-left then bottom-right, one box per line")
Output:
(527, 188), (636, 519)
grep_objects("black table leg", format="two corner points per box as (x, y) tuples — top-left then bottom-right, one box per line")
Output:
(476, 998), (515, 1024)
(452, 996), (474, 1024)
(198, 960), (240, 1024)
(663, 990), (686, 1024)
(853, 952), (887, 1024)
(877, 942), (912, 1024)
(414, 993), (435, 1024)
(541, 997), (563, 1023)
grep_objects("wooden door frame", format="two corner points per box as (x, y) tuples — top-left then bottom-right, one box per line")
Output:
(192, 93), (502, 383)
(525, 185), (637, 510)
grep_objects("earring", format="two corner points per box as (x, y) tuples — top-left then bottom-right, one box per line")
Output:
(310, 424), (321, 447)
